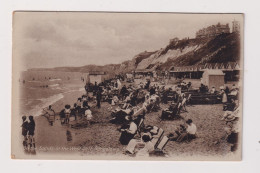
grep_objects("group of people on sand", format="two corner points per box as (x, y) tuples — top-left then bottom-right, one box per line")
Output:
(219, 84), (240, 152)
(58, 94), (94, 126)
(202, 82), (241, 152)
(95, 78), (197, 156)
(23, 73), (240, 155)
(41, 94), (94, 127)
(117, 113), (197, 156)
(21, 115), (36, 152)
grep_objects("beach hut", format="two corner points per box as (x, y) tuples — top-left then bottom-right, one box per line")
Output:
(201, 69), (225, 90)
(88, 71), (107, 84)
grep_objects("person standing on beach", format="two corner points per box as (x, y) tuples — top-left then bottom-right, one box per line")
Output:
(28, 115), (36, 150)
(76, 98), (82, 118)
(93, 82), (98, 96)
(71, 103), (77, 121)
(43, 105), (56, 126)
(96, 88), (102, 109)
(59, 109), (66, 125)
(64, 105), (71, 124)
(21, 116), (28, 150)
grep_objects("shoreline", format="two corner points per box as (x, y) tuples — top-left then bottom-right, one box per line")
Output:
(34, 86), (86, 152)
(13, 79), (240, 160)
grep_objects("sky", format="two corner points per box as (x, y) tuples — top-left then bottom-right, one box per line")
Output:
(13, 12), (242, 71)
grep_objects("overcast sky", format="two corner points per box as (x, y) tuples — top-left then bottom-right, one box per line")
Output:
(13, 12), (242, 70)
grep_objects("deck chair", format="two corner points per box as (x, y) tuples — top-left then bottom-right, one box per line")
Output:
(176, 102), (182, 115)
(155, 136), (170, 151)
(181, 98), (187, 112)
(150, 136), (170, 157)
(186, 94), (192, 105)
(133, 107), (144, 118)
(152, 128), (164, 147)
(136, 118), (144, 137)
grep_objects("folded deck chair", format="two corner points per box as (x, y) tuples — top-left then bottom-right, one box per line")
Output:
(152, 128), (164, 147)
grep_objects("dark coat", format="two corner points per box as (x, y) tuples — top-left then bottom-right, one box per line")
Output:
(28, 120), (35, 136)
(22, 121), (28, 136)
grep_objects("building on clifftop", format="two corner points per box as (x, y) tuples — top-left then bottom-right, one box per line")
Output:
(196, 23), (230, 38)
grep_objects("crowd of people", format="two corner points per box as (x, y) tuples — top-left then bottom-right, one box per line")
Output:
(21, 74), (240, 156)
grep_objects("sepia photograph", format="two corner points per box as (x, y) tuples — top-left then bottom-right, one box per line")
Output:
(11, 12), (243, 160)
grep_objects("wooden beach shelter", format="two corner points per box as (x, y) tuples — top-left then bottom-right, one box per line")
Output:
(201, 69), (225, 90)
(88, 71), (107, 84)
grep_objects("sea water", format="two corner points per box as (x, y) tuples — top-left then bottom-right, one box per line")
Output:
(18, 78), (84, 117)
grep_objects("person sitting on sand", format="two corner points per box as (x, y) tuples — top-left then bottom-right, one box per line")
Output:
(112, 95), (119, 105)
(161, 102), (179, 120)
(168, 124), (186, 141)
(177, 119), (197, 142)
(124, 93), (131, 104)
(84, 106), (93, 125)
(21, 116), (29, 150)
(122, 100), (132, 110)
(199, 84), (208, 93)
(82, 95), (88, 107)
(125, 130), (154, 156)
(229, 87), (238, 99)
(221, 99), (239, 120)
(28, 115), (36, 150)
(120, 85), (128, 100)
(119, 116), (138, 145)
(149, 86), (156, 96)
(210, 87), (216, 94)
(134, 135), (154, 157)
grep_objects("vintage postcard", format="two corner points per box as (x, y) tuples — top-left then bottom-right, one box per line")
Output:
(12, 12), (243, 160)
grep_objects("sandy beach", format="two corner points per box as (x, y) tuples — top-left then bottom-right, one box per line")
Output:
(19, 78), (239, 160)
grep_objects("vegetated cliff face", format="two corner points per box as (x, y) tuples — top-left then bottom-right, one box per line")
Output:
(134, 32), (240, 71)
(29, 32), (240, 75)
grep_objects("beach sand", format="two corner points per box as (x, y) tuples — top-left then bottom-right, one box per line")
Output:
(13, 79), (238, 160)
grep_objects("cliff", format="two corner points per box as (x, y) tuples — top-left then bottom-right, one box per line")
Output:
(29, 32), (240, 74)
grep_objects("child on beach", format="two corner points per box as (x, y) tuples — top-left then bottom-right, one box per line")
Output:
(43, 105), (56, 126)
(59, 109), (66, 125)
(85, 107), (93, 125)
(64, 105), (71, 124)
(28, 115), (36, 150)
(76, 98), (83, 118)
(21, 116), (28, 150)
(71, 103), (77, 121)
